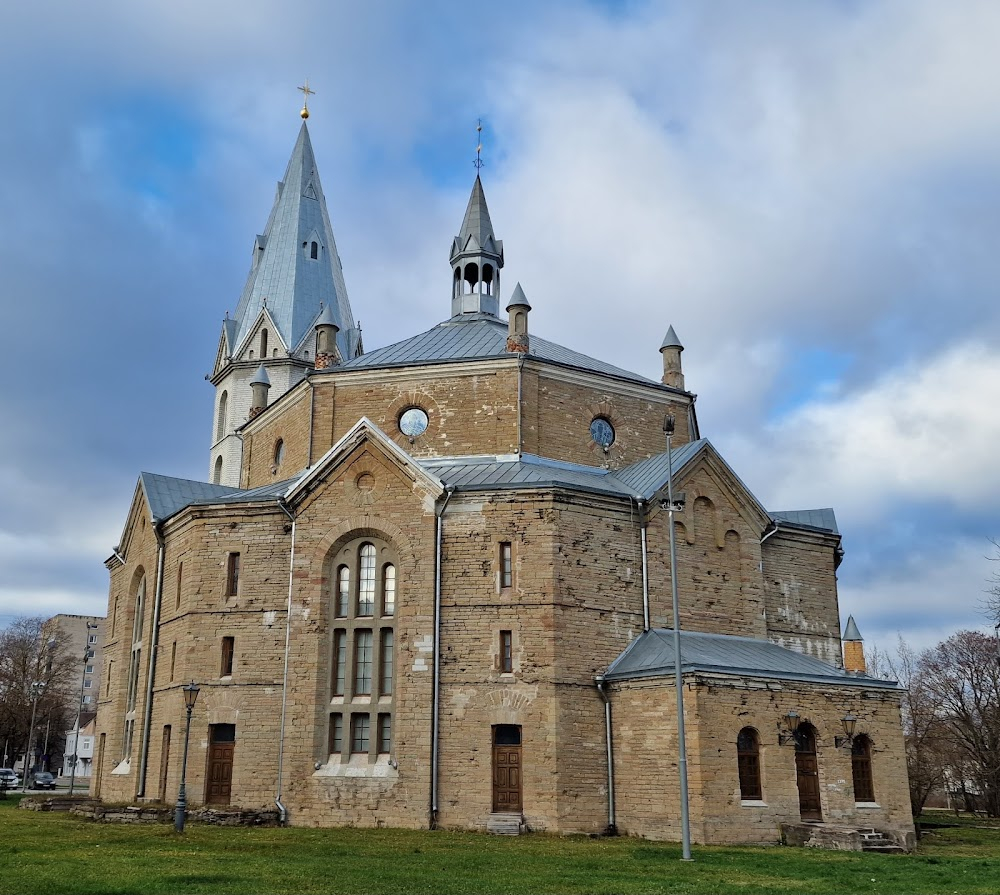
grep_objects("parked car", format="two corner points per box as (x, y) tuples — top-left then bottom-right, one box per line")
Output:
(31, 771), (56, 790)
(0, 768), (19, 790)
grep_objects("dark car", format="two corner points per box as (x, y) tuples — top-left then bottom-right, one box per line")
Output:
(31, 771), (56, 790)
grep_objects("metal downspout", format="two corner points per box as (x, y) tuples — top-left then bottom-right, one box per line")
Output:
(516, 354), (524, 455)
(595, 677), (616, 833)
(137, 527), (165, 798)
(639, 499), (649, 631)
(307, 379), (315, 467)
(275, 498), (296, 823)
(431, 486), (455, 828)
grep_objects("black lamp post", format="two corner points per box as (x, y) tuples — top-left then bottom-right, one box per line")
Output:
(69, 621), (99, 796)
(22, 681), (46, 792)
(174, 682), (200, 833)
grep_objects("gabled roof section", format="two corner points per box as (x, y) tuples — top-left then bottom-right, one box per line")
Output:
(230, 122), (355, 361)
(770, 508), (839, 534)
(139, 472), (242, 524)
(285, 417), (444, 506)
(604, 629), (897, 689)
(339, 314), (658, 386)
(615, 439), (707, 499)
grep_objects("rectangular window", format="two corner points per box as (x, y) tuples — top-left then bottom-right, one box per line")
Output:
(358, 545), (376, 616)
(226, 552), (240, 596)
(377, 714), (391, 754)
(85, 665), (94, 674)
(169, 642), (176, 682)
(332, 630), (347, 696)
(84, 679), (93, 689)
(88, 633), (98, 644)
(106, 661), (113, 696)
(351, 714), (370, 753)
(221, 636), (235, 676)
(354, 631), (373, 695)
(336, 566), (349, 617)
(379, 629), (394, 696)
(382, 564), (396, 616)
(500, 542), (512, 588)
(500, 630), (513, 673)
(328, 713), (343, 755)
(176, 561), (183, 610)
(83, 695), (92, 705)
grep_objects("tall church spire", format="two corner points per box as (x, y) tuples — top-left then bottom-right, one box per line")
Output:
(450, 175), (504, 317)
(208, 120), (359, 487)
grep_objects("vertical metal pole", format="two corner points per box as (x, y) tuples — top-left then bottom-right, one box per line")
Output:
(174, 704), (194, 832)
(666, 424), (693, 861)
(69, 641), (89, 795)
(22, 684), (41, 792)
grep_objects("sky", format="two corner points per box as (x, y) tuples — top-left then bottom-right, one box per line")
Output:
(1, 0), (999, 657)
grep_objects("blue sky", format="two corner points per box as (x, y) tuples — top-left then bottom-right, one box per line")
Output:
(1, 0), (999, 656)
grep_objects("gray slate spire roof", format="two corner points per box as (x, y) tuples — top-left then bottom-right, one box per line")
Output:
(250, 364), (271, 386)
(507, 282), (530, 310)
(230, 123), (356, 358)
(451, 175), (500, 259)
(842, 615), (863, 641)
(661, 325), (683, 350)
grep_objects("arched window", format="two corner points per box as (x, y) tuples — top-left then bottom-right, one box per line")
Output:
(310, 241), (319, 260)
(737, 727), (762, 801)
(216, 391), (228, 442)
(213, 456), (223, 484)
(123, 575), (146, 760)
(852, 735), (875, 802)
(482, 263), (494, 295)
(327, 535), (398, 765)
(273, 439), (285, 467)
(464, 262), (479, 294)
(260, 329), (268, 360)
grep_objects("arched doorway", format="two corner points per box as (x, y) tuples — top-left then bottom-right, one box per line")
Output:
(794, 723), (822, 820)
(491, 725), (522, 813)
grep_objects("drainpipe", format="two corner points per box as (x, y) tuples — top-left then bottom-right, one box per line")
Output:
(306, 379), (315, 467)
(516, 354), (524, 455)
(595, 676), (617, 834)
(638, 499), (650, 631)
(274, 497), (296, 824)
(759, 522), (780, 574)
(430, 485), (455, 828)
(136, 524), (165, 798)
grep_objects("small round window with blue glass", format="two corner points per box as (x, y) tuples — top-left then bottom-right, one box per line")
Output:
(399, 407), (429, 437)
(590, 416), (615, 447)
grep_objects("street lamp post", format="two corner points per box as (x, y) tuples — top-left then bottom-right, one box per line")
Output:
(22, 681), (46, 792)
(69, 622), (99, 796)
(663, 414), (693, 861)
(174, 682), (200, 833)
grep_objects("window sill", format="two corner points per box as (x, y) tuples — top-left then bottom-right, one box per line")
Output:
(740, 799), (767, 808)
(855, 801), (881, 809)
(314, 755), (398, 779)
(111, 758), (131, 776)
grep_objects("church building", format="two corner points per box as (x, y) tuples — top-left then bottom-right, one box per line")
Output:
(93, 112), (913, 846)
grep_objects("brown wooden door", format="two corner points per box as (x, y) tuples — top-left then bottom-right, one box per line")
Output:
(795, 726), (822, 820)
(206, 724), (235, 806)
(491, 724), (522, 813)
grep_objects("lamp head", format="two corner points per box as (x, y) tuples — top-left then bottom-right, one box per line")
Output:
(842, 714), (857, 739)
(663, 414), (675, 437)
(182, 681), (200, 710)
(785, 710), (800, 733)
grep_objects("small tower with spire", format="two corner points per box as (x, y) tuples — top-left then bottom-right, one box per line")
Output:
(450, 175), (504, 317)
(842, 615), (867, 673)
(506, 283), (530, 353)
(659, 325), (685, 390)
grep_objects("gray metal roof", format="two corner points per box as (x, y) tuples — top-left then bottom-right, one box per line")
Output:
(339, 314), (659, 386)
(842, 615), (863, 641)
(451, 175), (500, 261)
(614, 439), (707, 498)
(604, 629), (897, 689)
(230, 123), (356, 358)
(771, 508), (839, 534)
(660, 325), (683, 350)
(140, 472), (295, 525)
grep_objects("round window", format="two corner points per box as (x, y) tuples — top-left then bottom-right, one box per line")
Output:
(399, 407), (429, 437)
(590, 416), (615, 447)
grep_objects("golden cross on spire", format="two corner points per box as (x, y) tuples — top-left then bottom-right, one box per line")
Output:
(298, 79), (315, 119)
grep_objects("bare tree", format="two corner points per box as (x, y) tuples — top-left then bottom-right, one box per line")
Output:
(868, 637), (950, 818)
(0, 617), (76, 772)
(919, 630), (1000, 817)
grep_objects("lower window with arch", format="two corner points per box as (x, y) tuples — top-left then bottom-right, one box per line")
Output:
(851, 735), (876, 803)
(736, 727), (763, 802)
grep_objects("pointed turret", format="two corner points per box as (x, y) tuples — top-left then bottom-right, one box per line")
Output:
(248, 365), (271, 420)
(659, 325), (685, 390)
(506, 283), (530, 353)
(208, 121), (359, 487)
(842, 615), (866, 674)
(450, 175), (504, 317)
(314, 304), (341, 369)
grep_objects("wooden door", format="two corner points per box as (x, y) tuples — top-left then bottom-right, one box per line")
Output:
(206, 724), (235, 806)
(794, 725), (822, 820)
(492, 725), (522, 813)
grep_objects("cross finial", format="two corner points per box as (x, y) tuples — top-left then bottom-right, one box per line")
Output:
(298, 79), (315, 119)
(473, 119), (484, 171)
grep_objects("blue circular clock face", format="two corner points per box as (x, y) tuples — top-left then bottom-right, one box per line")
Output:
(590, 417), (615, 447)
(399, 407), (429, 437)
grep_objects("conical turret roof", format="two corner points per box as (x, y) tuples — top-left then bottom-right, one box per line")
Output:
(451, 175), (503, 262)
(660, 325), (683, 351)
(230, 122), (356, 359)
(842, 615), (863, 641)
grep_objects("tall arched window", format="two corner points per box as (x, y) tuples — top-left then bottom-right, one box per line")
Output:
(327, 536), (398, 765)
(123, 574), (146, 761)
(216, 391), (228, 442)
(310, 241), (319, 259)
(213, 456), (223, 484)
(737, 727), (762, 801)
(260, 330), (268, 360)
(852, 735), (875, 802)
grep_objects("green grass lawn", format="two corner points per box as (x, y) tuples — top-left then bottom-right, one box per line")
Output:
(2, 797), (998, 895)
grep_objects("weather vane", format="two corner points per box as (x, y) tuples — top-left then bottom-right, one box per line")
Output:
(298, 79), (315, 119)
(474, 119), (484, 170)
